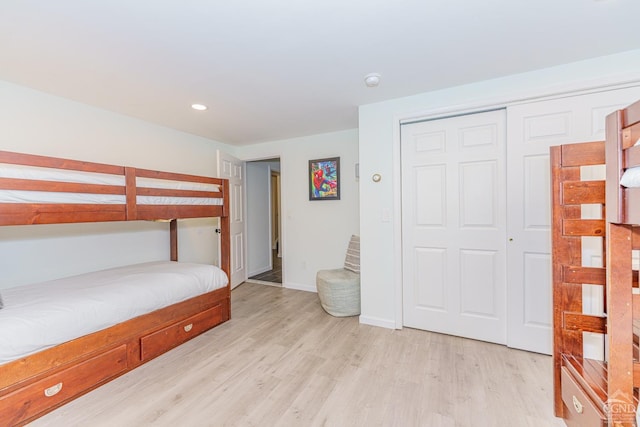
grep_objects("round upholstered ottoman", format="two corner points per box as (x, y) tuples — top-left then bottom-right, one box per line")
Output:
(316, 268), (361, 317)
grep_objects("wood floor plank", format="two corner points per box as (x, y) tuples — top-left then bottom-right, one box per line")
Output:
(28, 282), (565, 427)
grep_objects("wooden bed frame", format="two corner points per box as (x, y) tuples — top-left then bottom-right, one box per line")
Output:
(0, 150), (231, 426)
(553, 99), (640, 426)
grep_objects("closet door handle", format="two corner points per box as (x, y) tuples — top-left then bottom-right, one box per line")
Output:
(44, 382), (63, 397)
(184, 323), (193, 332)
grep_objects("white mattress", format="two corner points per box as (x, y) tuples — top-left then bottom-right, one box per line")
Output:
(0, 261), (228, 365)
(0, 191), (223, 205)
(0, 163), (222, 205)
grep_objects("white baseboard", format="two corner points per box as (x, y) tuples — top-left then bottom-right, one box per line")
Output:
(283, 282), (316, 293)
(359, 315), (396, 329)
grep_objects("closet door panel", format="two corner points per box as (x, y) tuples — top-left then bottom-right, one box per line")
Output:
(401, 109), (507, 344)
(506, 86), (640, 354)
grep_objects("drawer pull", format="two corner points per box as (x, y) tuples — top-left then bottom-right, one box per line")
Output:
(572, 395), (583, 414)
(183, 323), (193, 332)
(44, 382), (63, 397)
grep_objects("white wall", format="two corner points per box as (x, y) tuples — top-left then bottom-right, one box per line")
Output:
(246, 162), (273, 276)
(0, 80), (237, 288)
(358, 49), (640, 329)
(237, 129), (359, 292)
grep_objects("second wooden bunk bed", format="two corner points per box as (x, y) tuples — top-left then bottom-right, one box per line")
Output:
(553, 99), (640, 426)
(0, 150), (232, 426)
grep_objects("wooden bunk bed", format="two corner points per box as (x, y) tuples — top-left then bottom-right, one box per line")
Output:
(0, 150), (231, 426)
(553, 99), (640, 426)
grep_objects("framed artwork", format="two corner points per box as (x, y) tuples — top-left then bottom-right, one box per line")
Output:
(309, 157), (340, 201)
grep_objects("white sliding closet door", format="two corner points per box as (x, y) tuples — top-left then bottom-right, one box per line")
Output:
(400, 86), (640, 353)
(401, 109), (507, 344)
(506, 86), (640, 355)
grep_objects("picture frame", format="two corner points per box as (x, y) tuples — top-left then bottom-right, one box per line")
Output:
(309, 157), (340, 201)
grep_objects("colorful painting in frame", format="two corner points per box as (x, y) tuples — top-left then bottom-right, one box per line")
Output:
(309, 157), (340, 201)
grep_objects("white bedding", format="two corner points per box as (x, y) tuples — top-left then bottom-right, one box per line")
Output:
(621, 138), (640, 188)
(0, 261), (228, 365)
(621, 167), (640, 188)
(0, 163), (222, 205)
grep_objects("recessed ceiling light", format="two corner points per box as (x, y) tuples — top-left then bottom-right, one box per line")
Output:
(364, 73), (381, 88)
(191, 104), (208, 111)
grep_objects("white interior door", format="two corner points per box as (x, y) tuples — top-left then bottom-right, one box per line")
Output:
(506, 86), (640, 355)
(217, 150), (246, 289)
(401, 109), (507, 344)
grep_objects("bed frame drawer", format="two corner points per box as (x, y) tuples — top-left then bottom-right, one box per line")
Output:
(140, 304), (223, 362)
(0, 344), (127, 426)
(560, 367), (606, 427)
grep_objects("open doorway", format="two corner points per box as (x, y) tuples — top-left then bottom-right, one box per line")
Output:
(246, 158), (282, 286)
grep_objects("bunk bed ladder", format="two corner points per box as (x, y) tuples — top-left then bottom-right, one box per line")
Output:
(551, 142), (609, 424)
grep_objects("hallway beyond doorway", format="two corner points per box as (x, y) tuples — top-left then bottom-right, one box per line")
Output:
(248, 250), (282, 286)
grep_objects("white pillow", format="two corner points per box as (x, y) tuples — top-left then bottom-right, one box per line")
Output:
(620, 167), (640, 188)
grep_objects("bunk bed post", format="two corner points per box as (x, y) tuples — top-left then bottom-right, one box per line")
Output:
(603, 106), (639, 426)
(124, 167), (137, 220)
(605, 222), (635, 426)
(170, 219), (178, 261)
(606, 111), (625, 224)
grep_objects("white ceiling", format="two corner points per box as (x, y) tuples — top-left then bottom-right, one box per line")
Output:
(1, 0), (639, 146)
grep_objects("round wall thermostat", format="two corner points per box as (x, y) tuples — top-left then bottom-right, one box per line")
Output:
(372, 174), (382, 182)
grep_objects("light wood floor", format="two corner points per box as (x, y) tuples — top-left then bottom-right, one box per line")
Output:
(30, 282), (565, 427)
